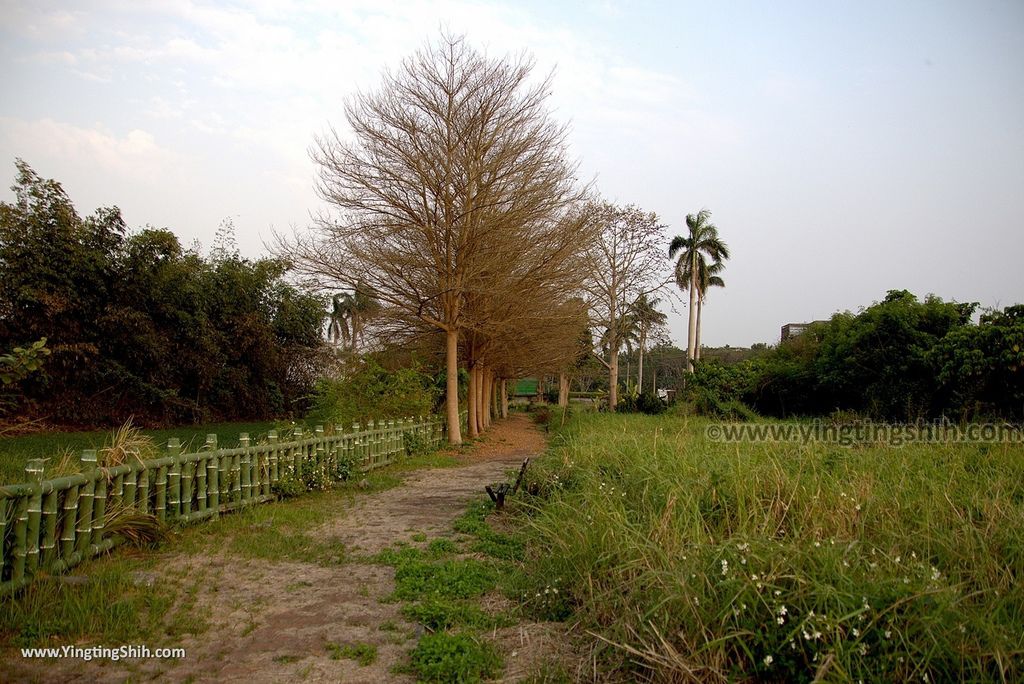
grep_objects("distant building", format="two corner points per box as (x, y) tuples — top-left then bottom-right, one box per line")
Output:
(781, 321), (827, 341)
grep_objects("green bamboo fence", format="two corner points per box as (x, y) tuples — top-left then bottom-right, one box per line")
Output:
(0, 412), (461, 596)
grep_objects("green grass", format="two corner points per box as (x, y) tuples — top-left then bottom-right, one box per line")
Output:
(386, 553), (497, 602)
(0, 554), (210, 647)
(0, 421), (277, 484)
(407, 632), (502, 683)
(514, 412), (1024, 682)
(326, 640), (378, 666)
(375, 524), (519, 678)
(401, 596), (512, 631)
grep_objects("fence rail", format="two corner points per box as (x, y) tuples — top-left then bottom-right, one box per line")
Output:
(0, 414), (457, 596)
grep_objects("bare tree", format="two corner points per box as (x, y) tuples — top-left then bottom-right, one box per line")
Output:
(582, 201), (668, 410)
(276, 35), (584, 443)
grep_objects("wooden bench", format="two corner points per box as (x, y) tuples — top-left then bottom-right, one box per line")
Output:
(485, 457), (529, 510)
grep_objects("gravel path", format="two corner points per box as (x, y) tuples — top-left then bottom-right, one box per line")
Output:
(5, 416), (548, 684)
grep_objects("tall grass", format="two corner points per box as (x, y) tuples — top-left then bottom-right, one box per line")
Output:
(518, 413), (1024, 682)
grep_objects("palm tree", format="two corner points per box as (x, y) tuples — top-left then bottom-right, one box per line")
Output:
(669, 210), (729, 372)
(328, 282), (379, 352)
(327, 294), (351, 348)
(630, 293), (668, 390)
(694, 260), (725, 362)
(345, 282), (380, 352)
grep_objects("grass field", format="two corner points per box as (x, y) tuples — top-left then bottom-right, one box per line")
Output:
(513, 411), (1024, 682)
(0, 421), (278, 485)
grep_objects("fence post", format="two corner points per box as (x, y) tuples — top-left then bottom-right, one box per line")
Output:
(364, 420), (373, 467)
(167, 439), (181, 520)
(137, 452), (150, 515)
(10, 495), (28, 586)
(24, 459), (45, 577)
(75, 450), (97, 561)
(268, 430), (279, 488)
(109, 470), (124, 520)
(41, 483), (58, 570)
(181, 449), (193, 518)
(314, 425), (325, 484)
(92, 468), (108, 548)
(206, 434), (219, 518)
(292, 427), (303, 479)
(59, 480), (79, 564)
(154, 463), (167, 523)
(239, 433), (252, 502)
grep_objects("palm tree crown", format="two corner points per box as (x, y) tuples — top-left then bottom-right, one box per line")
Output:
(668, 210), (730, 291)
(327, 282), (380, 352)
(669, 210), (729, 371)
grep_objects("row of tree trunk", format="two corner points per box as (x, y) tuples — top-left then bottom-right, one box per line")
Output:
(466, 363), (511, 437)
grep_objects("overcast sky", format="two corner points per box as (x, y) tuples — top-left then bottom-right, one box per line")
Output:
(1, 0), (1022, 347)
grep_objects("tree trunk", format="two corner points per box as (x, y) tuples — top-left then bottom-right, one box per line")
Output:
(686, 267), (698, 372)
(475, 362), (483, 432)
(483, 368), (492, 429)
(445, 329), (462, 445)
(609, 347), (619, 410)
(558, 372), (569, 407)
(478, 365), (486, 431)
(696, 296), (703, 362)
(638, 333), (645, 392)
(500, 379), (509, 418)
(490, 371), (498, 422)
(468, 363), (479, 438)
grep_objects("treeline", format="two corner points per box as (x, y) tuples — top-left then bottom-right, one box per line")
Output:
(0, 160), (325, 426)
(692, 289), (1024, 421)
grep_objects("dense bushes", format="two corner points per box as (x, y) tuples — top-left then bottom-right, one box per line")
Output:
(617, 390), (667, 415)
(691, 290), (1023, 421)
(307, 359), (439, 427)
(0, 160), (325, 425)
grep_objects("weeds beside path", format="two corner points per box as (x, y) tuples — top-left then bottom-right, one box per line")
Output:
(2, 415), (548, 683)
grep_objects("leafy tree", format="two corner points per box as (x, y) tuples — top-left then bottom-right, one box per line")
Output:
(582, 201), (667, 409)
(0, 160), (326, 425)
(630, 293), (668, 391)
(930, 304), (1024, 419)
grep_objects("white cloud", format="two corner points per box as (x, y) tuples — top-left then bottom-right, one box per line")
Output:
(0, 117), (180, 182)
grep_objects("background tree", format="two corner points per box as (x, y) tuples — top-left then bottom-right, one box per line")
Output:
(328, 283), (380, 352)
(277, 34), (586, 443)
(0, 160), (325, 425)
(582, 201), (667, 410)
(630, 293), (668, 391)
(694, 259), (725, 361)
(669, 209), (729, 372)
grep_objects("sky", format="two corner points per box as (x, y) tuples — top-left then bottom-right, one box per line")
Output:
(1, 0), (1022, 347)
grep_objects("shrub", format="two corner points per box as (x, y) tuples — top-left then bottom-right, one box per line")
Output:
(635, 391), (666, 415)
(308, 359), (438, 427)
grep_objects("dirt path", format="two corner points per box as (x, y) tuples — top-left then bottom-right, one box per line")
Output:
(6, 416), (549, 684)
